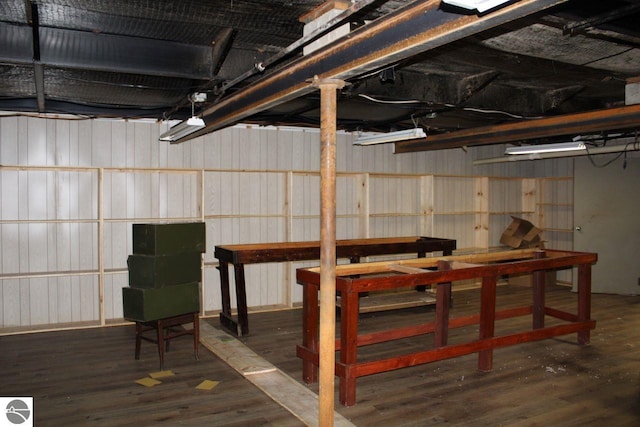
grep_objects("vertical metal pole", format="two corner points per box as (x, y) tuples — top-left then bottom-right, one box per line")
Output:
(313, 76), (345, 427)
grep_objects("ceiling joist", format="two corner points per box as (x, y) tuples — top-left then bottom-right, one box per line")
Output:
(393, 103), (640, 153)
(178, 0), (569, 142)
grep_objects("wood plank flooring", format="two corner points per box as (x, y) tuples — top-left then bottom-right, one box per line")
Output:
(0, 324), (304, 426)
(1, 284), (639, 426)
(235, 284), (640, 426)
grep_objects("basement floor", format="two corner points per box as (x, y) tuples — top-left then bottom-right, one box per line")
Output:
(1, 284), (639, 426)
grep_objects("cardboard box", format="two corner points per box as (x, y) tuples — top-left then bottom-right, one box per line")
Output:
(500, 216), (544, 249)
(133, 222), (206, 255)
(127, 252), (202, 288)
(122, 281), (200, 322)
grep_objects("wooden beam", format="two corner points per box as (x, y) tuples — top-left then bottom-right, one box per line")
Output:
(394, 104), (640, 153)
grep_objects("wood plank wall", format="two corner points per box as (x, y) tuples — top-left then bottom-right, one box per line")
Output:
(0, 116), (574, 333)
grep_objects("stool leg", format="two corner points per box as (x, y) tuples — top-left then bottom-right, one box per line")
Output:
(157, 319), (165, 371)
(193, 313), (200, 360)
(135, 323), (142, 360)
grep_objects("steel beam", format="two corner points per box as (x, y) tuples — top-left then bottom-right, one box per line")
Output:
(179, 0), (568, 142)
(394, 104), (640, 153)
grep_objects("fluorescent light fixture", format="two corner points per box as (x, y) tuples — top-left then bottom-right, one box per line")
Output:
(441, 0), (512, 13)
(353, 128), (426, 146)
(159, 117), (205, 142)
(505, 141), (586, 155)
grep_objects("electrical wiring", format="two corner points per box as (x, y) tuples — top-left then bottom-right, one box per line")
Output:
(585, 138), (640, 168)
(357, 93), (544, 119)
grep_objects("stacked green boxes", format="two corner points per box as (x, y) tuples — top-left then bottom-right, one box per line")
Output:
(123, 222), (205, 322)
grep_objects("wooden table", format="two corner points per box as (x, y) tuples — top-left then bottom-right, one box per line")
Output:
(296, 248), (597, 406)
(214, 236), (456, 336)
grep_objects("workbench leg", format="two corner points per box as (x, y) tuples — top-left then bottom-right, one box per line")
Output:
(533, 250), (546, 329)
(532, 270), (546, 329)
(577, 263), (592, 345)
(435, 260), (452, 347)
(218, 261), (234, 329)
(302, 284), (319, 384)
(234, 264), (250, 336)
(339, 290), (359, 407)
(478, 276), (497, 372)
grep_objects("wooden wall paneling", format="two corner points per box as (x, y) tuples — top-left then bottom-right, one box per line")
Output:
(537, 177), (574, 285)
(0, 279), (4, 326)
(155, 170), (166, 218)
(91, 121), (112, 167)
(29, 277), (48, 325)
(26, 117), (47, 165)
(291, 172), (320, 241)
(137, 122), (155, 169)
(433, 176), (477, 250)
(522, 178), (537, 222)
(110, 121), (126, 167)
(475, 177), (489, 249)
(203, 265), (222, 313)
(18, 278), (29, 325)
(56, 275), (72, 323)
(104, 273), (127, 321)
(420, 175), (434, 237)
(302, 130), (321, 172)
(47, 276), (59, 323)
(78, 275), (99, 323)
(369, 175), (421, 237)
(98, 168), (105, 325)
(29, 222), (48, 273)
(54, 120), (70, 166)
(0, 224), (18, 275)
(103, 222), (129, 271)
(357, 173), (370, 238)
(0, 117), (19, 164)
(1, 170), (18, 219)
(487, 178), (526, 247)
(336, 174), (358, 239)
(68, 121), (79, 166)
(133, 172), (152, 218)
(1, 279), (20, 327)
(0, 118), (579, 332)
(283, 172), (294, 307)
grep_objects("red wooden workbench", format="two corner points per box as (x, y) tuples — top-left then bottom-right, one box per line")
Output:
(214, 236), (455, 336)
(296, 248), (597, 406)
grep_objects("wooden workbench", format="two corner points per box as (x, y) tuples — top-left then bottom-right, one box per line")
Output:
(296, 248), (597, 406)
(214, 236), (456, 336)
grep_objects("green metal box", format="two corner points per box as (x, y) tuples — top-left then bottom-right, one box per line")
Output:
(122, 281), (200, 322)
(127, 252), (202, 288)
(133, 222), (206, 255)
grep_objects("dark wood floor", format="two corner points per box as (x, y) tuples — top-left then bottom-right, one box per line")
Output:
(2, 284), (639, 426)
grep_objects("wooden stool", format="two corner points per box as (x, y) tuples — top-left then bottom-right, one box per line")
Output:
(134, 312), (199, 371)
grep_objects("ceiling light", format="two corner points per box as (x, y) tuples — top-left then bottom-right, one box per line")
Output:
(441, 0), (513, 13)
(159, 117), (205, 142)
(353, 128), (426, 146)
(505, 141), (586, 155)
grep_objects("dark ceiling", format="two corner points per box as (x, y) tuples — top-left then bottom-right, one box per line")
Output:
(1, 0), (640, 148)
